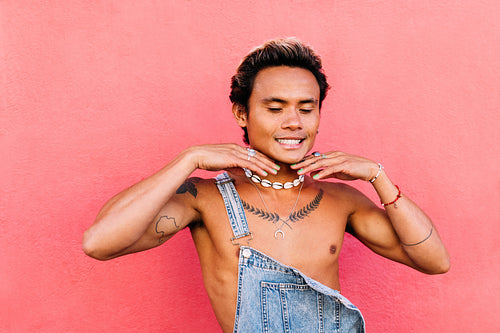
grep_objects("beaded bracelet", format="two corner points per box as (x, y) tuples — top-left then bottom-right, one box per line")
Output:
(369, 163), (384, 183)
(381, 185), (402, 208)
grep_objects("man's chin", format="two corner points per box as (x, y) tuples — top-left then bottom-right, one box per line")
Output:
(250, 147), (308, 165)
(273, 153), (308, 165)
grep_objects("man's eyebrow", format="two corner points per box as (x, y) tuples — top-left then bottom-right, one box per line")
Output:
(262, 97), (287, 104)
(262, 97), (318, 104)
(298, 98), (319, 105)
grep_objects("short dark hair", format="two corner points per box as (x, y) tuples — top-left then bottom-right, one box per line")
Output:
(230, 38), (330, 144)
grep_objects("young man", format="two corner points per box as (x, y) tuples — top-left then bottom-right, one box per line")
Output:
(83, 38), (450, 332)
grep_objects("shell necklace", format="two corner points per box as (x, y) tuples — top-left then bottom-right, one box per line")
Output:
(243, 168), (304, 190)
(244, 169), (304, 239)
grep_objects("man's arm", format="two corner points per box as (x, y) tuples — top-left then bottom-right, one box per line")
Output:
(83, 144), (279, 260)
(292, 151), (450, 274)
(347, 171), (450, 274)
(82, 151), (199, 260)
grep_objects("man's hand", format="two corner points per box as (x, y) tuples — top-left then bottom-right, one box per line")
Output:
(291, 151), (379, 182)
(186, 144), (280, 177)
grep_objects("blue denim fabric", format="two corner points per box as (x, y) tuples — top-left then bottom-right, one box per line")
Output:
(215, 173), (365, 333)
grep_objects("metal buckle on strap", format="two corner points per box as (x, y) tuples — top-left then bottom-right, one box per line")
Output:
(215, 177), (234, 185)
(230, 232), (253, 246)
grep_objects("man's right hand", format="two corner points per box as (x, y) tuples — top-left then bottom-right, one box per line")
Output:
(186, 143), (280, 177)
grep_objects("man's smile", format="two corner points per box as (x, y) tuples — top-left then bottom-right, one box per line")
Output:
(276, 138), (303, 144)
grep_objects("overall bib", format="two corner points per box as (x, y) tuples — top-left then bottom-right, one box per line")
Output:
(215, 172), (365, 333)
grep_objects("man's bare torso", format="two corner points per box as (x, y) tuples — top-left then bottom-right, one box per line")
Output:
(187, 170), (357, 332)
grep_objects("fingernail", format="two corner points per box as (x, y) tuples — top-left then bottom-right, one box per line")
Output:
(291, 163), (297, 167)
(262, 171), (268, 176)
(313, 174), (319, 179)
(274, 164), (280, 170)
(298, 168), (304, 173)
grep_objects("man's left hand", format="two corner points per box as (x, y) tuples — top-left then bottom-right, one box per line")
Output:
(291, 151), (380, 182)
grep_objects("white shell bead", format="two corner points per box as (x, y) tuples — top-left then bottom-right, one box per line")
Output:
(261, 179), (272, 187)
(272, 182), (284, 189)
(244, 169), (253, 178)
(251, 175), (261, 183)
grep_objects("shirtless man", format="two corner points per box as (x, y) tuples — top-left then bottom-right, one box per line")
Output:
(83, 38), (450, 332)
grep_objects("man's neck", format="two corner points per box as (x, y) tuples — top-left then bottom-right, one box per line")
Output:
(266, 163), (300, 183)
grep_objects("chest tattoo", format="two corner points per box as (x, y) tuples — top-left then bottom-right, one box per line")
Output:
(241, 189), (324, 238)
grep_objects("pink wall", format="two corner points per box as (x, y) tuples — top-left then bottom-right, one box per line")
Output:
(2, 1), (499, 332)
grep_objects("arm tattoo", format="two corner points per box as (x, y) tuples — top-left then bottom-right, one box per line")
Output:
(242, 189), (324, 224)
(176, 177), (201, 198)
(155, 215), (179, 244)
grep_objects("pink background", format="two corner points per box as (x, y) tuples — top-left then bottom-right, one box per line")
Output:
(2, 1), (499, 332)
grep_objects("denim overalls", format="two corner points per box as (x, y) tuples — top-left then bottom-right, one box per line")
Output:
(215, 172), (365, 333)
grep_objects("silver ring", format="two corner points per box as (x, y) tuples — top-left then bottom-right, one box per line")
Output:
(322, 154), (327, 159)
(312, 152), (321, 157)
(247, 148), (256, 160)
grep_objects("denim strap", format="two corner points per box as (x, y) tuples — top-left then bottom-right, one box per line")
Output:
(215, 172), (253, 246)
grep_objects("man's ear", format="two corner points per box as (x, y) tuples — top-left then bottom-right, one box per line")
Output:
(232, 104), (248, 128)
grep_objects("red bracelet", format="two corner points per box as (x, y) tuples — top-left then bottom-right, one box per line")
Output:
(381, 185), (402, 208)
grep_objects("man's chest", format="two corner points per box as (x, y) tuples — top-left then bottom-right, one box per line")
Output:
(198, 188), (349, 271)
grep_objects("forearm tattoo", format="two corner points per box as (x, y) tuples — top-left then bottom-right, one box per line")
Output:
(155, 216), (179, 244)
(176, 177), (202, 198)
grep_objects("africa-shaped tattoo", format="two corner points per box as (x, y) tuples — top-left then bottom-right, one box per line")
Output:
(155, 215), (179, 244)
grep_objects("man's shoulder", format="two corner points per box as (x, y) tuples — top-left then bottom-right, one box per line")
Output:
(172, 176), (222, 228)
(311, 178), (361, 196)
(310, 179), (371, 209)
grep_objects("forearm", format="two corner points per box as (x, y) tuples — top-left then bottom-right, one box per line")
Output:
(83, 149), (197, 260)
(372, 170), (450, 274)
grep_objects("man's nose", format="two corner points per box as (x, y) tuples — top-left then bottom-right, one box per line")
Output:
(281, 108), (303, 130)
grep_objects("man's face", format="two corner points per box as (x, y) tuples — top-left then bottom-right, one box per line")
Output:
(237, 66), (320, 164)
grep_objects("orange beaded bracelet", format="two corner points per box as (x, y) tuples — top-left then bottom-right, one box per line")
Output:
(381, 185), (402, 208)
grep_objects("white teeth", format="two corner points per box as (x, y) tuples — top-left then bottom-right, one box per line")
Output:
(277, 139), (302, 145)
